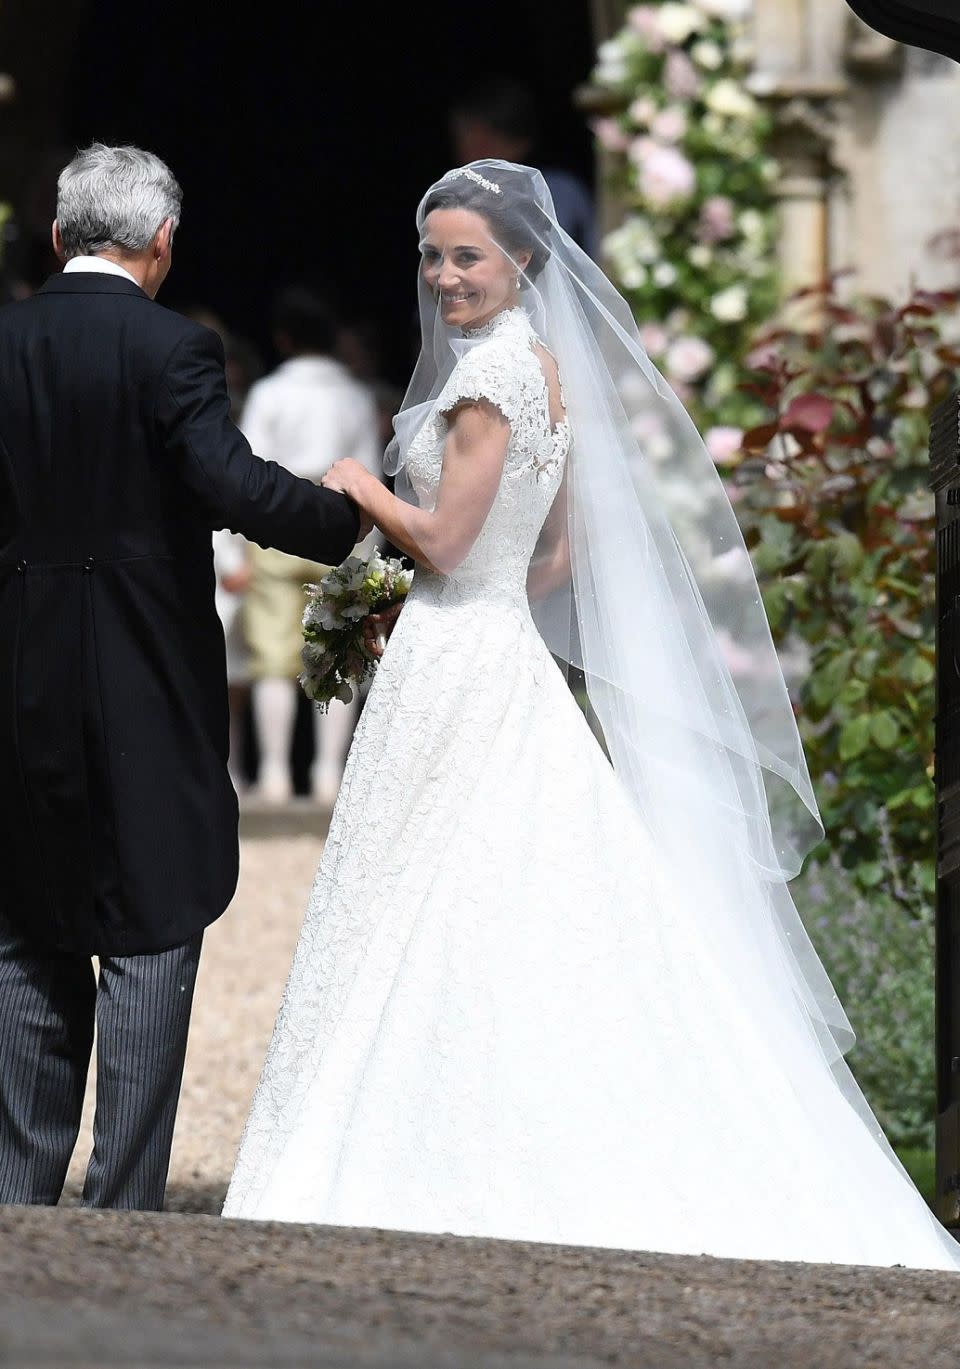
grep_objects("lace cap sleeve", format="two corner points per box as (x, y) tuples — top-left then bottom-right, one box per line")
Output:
(436, 342), (523, 431)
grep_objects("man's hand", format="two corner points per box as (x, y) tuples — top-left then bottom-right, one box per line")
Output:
(362, 601), (404, 659)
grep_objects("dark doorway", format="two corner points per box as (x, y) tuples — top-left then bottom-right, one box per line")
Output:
(60, 0), (597, 381)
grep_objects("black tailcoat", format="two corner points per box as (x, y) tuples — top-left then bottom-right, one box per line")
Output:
(0, 273), (360, 954)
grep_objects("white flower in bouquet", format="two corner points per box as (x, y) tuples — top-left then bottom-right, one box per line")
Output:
(299, 551), (413, 711)
(688, 243), (713, 268)
(706, 79), (758, 120)
(691, 39), (724, 70)
(653, 261), (679, 287)
(656, 3), (706, 45)
(710, 283), (749, 321)
(651, 106), (688, 143)
(639, 144), (696, 208)
(665, 335), (715, 383)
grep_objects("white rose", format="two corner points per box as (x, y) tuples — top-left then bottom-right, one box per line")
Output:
(656, 3), (706, 45)
(628, 96), (658, 126)
(688, 244), (713, 268)
(705, 79), (758, 120)
(737, 208), (765, 241)
(620, 263), (649, 290)
(710, 284), (749, 322)
(691, 39), (723, 70)
(653, 261), (678, 287)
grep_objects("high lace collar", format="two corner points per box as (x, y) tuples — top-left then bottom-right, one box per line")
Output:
(461, 306), (531, 340)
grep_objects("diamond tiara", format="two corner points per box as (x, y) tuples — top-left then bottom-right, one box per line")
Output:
(445, 168), (502, 195)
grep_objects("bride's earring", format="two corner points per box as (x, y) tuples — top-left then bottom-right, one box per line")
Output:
(516, 271), (522, 292)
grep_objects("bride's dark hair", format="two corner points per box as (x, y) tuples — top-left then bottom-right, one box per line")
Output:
(422, 167), (552, 282)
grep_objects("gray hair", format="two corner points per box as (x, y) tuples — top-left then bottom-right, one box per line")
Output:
(56, 143), (182, 258)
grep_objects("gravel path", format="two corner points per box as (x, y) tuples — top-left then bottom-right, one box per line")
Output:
(64, 831), (327, 1213)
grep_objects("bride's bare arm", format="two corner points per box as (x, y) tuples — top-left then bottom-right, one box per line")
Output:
(322, 398), (510, 574)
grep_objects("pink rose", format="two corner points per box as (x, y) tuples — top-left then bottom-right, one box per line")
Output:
(664, 49), (700, 101)
(698, 195), (736, 244)
(591, 117), (631, 153)
(707, 426), (745, 465)
(639, 144), (696, 207)
(639, 322), (669, 356)
(627, 5), (666, 51)
(665, 336), (715, 383)
(652, 107), (688, 143)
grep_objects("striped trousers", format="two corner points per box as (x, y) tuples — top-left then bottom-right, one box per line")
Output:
(0, 916), (202, 1210)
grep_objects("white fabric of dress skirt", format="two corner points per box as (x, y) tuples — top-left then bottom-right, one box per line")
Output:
(223, 309), (960, 1272)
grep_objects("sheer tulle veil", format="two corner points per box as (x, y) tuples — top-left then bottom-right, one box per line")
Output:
(386, 159), (855, 1071)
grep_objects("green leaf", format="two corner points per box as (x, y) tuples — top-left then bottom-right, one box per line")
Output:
(839, 715), (872, 761)
(855, 861), (885, 888)
(870, 711), (901, 750)
(907, 656), (935, 687)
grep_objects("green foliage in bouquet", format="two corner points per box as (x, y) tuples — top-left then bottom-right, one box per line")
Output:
(300, 554), (412, 711)
(590, 0), (777, 439)
(733, 277), (960, 903)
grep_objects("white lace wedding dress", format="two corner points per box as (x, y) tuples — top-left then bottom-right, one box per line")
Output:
(223, 307), (960, 1271)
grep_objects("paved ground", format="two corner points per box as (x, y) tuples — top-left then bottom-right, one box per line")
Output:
(4, 1205), (960, 1369)
(1, 820), (954, 1367)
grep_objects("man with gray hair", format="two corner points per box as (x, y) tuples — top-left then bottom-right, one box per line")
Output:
(0, 144), (363, 1211)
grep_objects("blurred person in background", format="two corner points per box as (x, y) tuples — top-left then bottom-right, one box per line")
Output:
(449, 75), (598, 259)
(182, 304), (264, 422)
(242, 285), (382, 807)
(213, 528), (252, 793)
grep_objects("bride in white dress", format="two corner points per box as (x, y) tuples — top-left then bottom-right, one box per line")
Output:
(223, 160), (960, 1271)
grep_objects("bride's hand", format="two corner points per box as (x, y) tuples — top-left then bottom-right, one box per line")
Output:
(322, 458), (376, 505)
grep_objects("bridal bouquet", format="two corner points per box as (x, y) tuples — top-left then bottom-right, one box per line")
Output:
(299, 552), (413, 710)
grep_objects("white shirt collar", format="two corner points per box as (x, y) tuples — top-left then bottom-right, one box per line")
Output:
(63, 256), (141, 287)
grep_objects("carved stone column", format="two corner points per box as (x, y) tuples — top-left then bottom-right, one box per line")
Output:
(748, 0), (849, 304)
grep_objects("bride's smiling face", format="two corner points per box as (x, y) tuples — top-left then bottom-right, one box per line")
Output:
(420, 207), (529, 331)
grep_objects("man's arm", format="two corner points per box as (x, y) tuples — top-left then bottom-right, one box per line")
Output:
(156, 325), (360, 563)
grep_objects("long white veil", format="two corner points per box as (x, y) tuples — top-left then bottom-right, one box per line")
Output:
(386, 159), (853, 1069)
